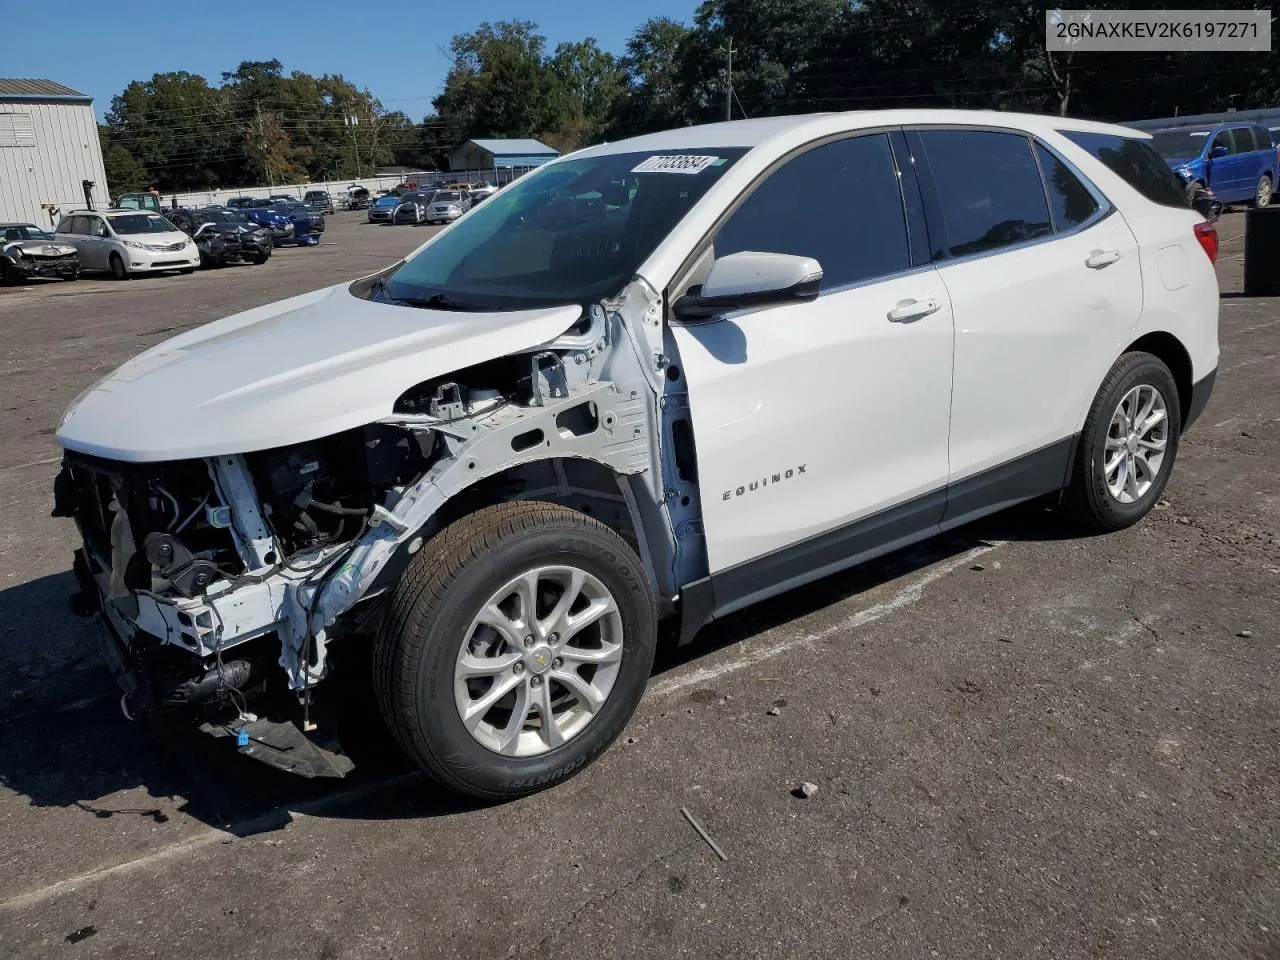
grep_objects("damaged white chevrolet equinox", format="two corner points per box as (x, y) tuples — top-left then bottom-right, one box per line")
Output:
(53, 111), (1219, 798)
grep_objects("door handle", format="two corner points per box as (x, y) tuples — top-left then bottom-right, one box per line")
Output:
(887, 298), (940, 322)
(1085, 248), (1121, 269)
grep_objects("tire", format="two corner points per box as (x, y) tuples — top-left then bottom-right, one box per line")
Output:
(63, 270), (79, 282)
(0, 260), (12, 286)
(1062, 351), (1182, 533)
(1185, 179), (1204, 205)
(108, 252), (129, 280)
(249, 253), (269, 265)
(373, 501), (656, 800)
(1255, 173), (1273, 208)
(179, 267), (195, 275)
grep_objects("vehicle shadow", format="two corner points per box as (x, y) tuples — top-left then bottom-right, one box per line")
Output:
(0, 500), (1086, 834)
(654, 498), (1083, 675)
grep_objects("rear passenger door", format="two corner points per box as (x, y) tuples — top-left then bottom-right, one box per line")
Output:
(672, 131), (956, 580)
(907, 128), (1143, 525)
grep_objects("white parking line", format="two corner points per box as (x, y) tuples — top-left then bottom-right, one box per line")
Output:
(647, 542), (1006, 699)
(0, 774), (419, 914)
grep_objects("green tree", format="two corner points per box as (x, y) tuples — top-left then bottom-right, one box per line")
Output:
(611, 18), (694, 136)
(548, 39), (626, 149)
(434, 21), (563, 140)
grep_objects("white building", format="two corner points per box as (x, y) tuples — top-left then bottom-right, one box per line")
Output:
(0, 79), (110, 227)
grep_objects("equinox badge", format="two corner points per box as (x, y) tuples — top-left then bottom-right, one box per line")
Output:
(722, 464), (807, 501)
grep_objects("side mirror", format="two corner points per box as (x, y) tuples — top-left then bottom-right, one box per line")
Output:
(1209, 144), (1229, 159)
(673, 251), (823, 321)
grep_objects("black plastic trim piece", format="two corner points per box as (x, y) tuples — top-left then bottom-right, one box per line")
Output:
(676, 437), (1078, 645)
(1183, 367), (1217, 433)
(941, 437), (1075, 530)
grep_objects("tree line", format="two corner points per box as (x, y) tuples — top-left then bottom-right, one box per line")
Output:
(103, 0), (1279, 193)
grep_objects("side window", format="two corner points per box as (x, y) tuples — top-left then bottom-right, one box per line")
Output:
(1252, 127), (1270, 151)
(917, 130), (1051, 258)
(1211, 130), (1233, 155)
(1034, 144), (1100, 231)
(1226, 128), (1252, 154)
(713, 133), (910, 290)
(1060, 131), (1188, 209)
(55, 217), (75, 234)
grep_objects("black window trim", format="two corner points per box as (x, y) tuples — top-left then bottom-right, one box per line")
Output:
(667, 125), (932, 322)
(901, 123), (1115, 269)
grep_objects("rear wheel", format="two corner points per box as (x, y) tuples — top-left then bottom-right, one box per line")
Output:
(373, 502), (656, 800)
(1255, 173), (1273, 207)
(108, 252), (129, 280)
(1062, 352), (1181, 533)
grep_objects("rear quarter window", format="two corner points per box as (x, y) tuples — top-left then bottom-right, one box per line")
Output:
(1060, 131), (1188, 209)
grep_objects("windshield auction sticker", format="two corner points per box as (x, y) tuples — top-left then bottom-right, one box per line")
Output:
(632, 155), (722, 174)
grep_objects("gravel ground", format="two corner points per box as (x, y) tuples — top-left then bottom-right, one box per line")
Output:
(0, 211), (1275, 959)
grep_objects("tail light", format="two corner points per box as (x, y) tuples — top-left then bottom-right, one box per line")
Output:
(1193, 221), (1218, 263)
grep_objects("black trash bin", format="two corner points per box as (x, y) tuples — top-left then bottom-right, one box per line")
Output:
(1244, 205), (1280, 296)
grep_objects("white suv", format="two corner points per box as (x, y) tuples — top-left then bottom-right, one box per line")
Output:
(52, 110), (1218, 797)
(54, 209), (198, 278)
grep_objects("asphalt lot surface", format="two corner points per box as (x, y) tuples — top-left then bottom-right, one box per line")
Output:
(0, 211), (1276, 959)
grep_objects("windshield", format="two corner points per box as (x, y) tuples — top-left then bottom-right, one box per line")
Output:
(1149, 129), (1210, 159)
(374, 196), (400, 207)
(3, 225), (52, 241)
(108, 214), (176, 235)
(385, 148), (747, 310)
(434, 191), (462, 202)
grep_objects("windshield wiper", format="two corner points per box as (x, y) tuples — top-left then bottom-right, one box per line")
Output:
(398, 291), (484, 312)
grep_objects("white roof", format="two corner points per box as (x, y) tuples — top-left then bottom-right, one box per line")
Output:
(574, 110), (1149, 160)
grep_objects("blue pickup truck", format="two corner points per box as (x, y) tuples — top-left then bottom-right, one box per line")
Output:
(1150, 122), (1277, 207)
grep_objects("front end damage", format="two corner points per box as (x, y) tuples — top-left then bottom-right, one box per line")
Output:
(53, 279), (705, 776)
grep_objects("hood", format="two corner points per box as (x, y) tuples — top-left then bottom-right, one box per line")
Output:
(120, 230), (190, 247)
(3, 238), (77, 257)
(56, 282), (584, 463)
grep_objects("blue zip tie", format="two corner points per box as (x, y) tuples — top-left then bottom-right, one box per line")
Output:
(236, 728), (249, 747)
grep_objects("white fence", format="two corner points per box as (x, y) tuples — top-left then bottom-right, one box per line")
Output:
(156, 167), (525, 210)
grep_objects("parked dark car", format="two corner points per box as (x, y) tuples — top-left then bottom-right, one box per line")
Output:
(1150, 122), (1277, 206)
(0, 222), (80, 283)
(367, 194), (400, 223)
(273, 200), (325, 246)
(164, 208), (272, 266)
(239, 200), (296, 246)
(225, 197), (257, 210)
(304, 190), (335, 215)
(392, 191), (436, 224)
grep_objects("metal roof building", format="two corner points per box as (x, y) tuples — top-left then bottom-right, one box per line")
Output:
(449, 138), (560, 174)
(0, 78), (110, 227)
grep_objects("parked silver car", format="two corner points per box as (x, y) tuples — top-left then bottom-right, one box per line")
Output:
(423, 190), (471, 225)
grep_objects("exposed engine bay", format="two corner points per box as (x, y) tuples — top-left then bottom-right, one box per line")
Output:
(53, 279), (706, 771)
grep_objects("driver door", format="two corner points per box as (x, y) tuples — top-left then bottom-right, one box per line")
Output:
(669, 132), (955, 596)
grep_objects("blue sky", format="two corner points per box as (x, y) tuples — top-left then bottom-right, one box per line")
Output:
(0, 0), (697, 120)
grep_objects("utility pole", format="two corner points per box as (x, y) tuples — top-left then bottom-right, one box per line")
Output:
(345, 113), (362, 178)
(723, 37), (736, 122)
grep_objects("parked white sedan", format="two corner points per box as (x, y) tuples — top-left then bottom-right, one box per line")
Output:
(52, 110), (1217, 798)
(54, 209), (198, 278)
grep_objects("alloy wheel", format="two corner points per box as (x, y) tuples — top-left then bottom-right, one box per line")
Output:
(1104, 384), (1169, 504)
(1258, 176), (1273, 207)
(454, 564), (624, 757)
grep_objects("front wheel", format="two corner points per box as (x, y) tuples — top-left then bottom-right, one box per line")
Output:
(373, 502), (656, 800)
(1062, 352), (1182, 533)
(108, 252), (129, 280)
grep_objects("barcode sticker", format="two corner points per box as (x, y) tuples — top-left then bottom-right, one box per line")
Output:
(631, 155), (722, 175)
